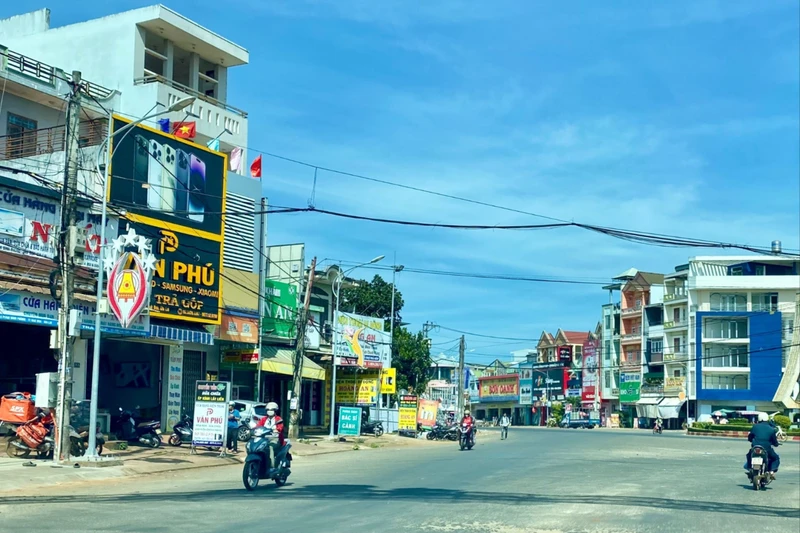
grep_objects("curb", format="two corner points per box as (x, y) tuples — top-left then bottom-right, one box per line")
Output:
(687, 431), (800, 441)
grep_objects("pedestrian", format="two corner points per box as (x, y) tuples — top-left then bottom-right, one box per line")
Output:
(500, 413), (511, 440)
(227, 402), (240, 453)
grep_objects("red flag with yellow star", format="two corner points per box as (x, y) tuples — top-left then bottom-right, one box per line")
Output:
(173, 122), (196, 139)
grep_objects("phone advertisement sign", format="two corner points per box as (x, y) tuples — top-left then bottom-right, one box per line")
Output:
(192, 380), (230, 447)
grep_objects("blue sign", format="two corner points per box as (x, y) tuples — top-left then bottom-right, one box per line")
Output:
(338, 406), (361, 436)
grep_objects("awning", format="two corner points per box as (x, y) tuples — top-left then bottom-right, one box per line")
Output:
(261, 346), (325, 381)
(636, 397), (661, 418)
(149, 322), (214, 345)
(658, 398), (686, 419)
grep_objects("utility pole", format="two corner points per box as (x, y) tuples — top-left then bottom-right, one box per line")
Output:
(457, 335), (465, 417)
(289, 257), (316, 438)
(256, 197), (267, 402)
(54, 71), (82, 462)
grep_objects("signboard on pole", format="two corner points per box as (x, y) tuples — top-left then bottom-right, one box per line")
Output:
(333, 312), (391, 369)
(337, 406), (361, 436)
(192, 380), (230, 447)
(398, 395), (418, 431)
(380, 368), (396, 394)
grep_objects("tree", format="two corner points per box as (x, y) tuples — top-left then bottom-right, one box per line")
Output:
(341, 275), (404, 330)
(392, 327), (432, 395)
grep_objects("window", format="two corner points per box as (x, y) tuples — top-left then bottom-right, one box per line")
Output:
(604, 371), (612, 386)
(752, 292), (778, 313)
(605, 315), (611, 329)
(703, 345), (749, 368)
(702, 373), (749, 390)
(604, 340), (611, 361)
(6, 113), (38, 158)
(755, 265), (766, 275)
(731, 267), (743, 276)
(673, 337), (682, 353)
(575, 346), (582, 357)
(672, 369), (682, 378)
(673, 308), (682, 322)
(704, 318), (748, 339)
(650, 339), (663, 353)
(710, 293), (747, 312)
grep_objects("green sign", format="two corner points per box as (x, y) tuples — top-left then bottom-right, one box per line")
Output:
(262, 280), (298, 339)
(337, 406), (361, 436)
(619, 373), (641, 403)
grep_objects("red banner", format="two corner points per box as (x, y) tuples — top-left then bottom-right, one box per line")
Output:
(582, 337), (599, 403)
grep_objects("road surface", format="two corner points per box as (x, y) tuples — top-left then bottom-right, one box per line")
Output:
(0, 428), (797, 533)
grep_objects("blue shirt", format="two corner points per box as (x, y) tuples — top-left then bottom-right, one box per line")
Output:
(228, 409), (240, 429)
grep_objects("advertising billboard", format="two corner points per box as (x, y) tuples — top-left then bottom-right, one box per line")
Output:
(398, 395), (418, 431)
(619, 373), (642, 403)
(191, 380), (230, 448)
(582, 337), (599, 403)
(262, 280), (298, 339)
(518, 366), (533, 405)
(478, 375), (520, 403)
(417, 399), (439, 429)
(531, 368), (565, 402)
(108, 116), (225, 325)
(335, 377), (379, 405)
(333, 312), (391, 369)
(558, 345), (572, 362)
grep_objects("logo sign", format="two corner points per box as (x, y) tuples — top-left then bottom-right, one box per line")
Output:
(335, 377), (378, 405)
(337, 406), (361, 436)
(191, 380), (230, 447)
(417, 399), (439, 429)
(558, 346), (572, 361)
(104, 228), (156, 328)
(262, 280), (298, 339)
(380, 368), (396, 394)
(619, 373), (642, 403)
(478, 375), (520, 403)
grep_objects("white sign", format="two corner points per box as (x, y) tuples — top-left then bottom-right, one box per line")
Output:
(333, 312), (391, 369)
(192, 381), (230, 447)
(165, 345), (183, 433)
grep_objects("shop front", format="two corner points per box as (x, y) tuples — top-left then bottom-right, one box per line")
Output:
(530, 364), (566, 426)
(260, 345), (325, 426)
(216, 311), (261, 401)
(477, 374), (520, 424)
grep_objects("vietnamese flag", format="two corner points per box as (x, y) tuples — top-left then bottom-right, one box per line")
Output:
(173, 122), (196, 139)
(250, 155), (262, 178)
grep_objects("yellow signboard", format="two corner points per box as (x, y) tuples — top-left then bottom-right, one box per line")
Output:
(398, 395), (418, 431)
(336, 378), (378, 405)
(380, 368), (396, 394)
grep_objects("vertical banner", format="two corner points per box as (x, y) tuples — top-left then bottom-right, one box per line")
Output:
(165, 345), (183, 433)
(398, 395), (418, 431)
(192, 381), (230, 447)
(582, 337), (599, 403)
(417, 399), (439, 429)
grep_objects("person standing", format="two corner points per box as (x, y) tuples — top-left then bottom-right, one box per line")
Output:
(227, 403), (240, 453)
(500, 413), (511, 440)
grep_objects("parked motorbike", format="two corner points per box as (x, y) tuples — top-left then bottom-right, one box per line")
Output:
(238, 417), (257, 442)
(113, 407), (162, 448)
(242, 426), (292, 491)
(6, 411), (54, 459)
(426, 424), (448, 441)
(361, 419), (384, 437)
(169, 414), (194, 446)
(748, 445), (777, 491)
(70, 425), (105, 456)
(458, 422), (475, 451)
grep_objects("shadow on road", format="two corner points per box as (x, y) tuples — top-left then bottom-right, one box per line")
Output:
(2, 484), (797, 519)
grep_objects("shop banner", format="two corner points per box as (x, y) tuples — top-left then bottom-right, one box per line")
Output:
(665, 376), (685, 392)
(165, 345), (183, 433)
(337, 406), (361, 437)
(398, 395), (418, 431)
(221, 349), (259, 364)
(417, 399), (439, 429)
(380, 368), (396, 394)
(478, 375), (520, 403)
(192, 380), (230, 447)
(0, 290), (149, 336)
(558, 345), (572, 362)
(263, 280), (298, 339)
(582, 337), (599, 403)
(0, 187), (117, 270)
(531, 368), (565, 402)
(333, 312), (391, 369)
(518, 367), (533, 405)
(335, 377), (379, 405)
(619, 373), (641, 403)
(219, 313), (259, 343)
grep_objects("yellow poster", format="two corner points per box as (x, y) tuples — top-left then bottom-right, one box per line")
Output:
(380, 368), (397, 394)
(336, 378), (378, 405)
(398, 395), (417, 431)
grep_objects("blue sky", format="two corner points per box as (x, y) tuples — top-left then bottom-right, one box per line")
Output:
(5, 1), (799, 363)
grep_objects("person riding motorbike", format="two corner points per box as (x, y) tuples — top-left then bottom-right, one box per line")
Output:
(745, 412), (780, 477)
(256, 402), (285, 473)
(460, 410), (476, 444)
(654, 417), (663, 432)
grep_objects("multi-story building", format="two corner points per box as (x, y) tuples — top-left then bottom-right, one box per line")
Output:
(599, 268), (637, 418)
(0, 6), (263, 434)
(687, 254), (799, 419)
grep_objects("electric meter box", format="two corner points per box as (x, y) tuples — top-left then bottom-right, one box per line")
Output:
(35, 372), (59, 408)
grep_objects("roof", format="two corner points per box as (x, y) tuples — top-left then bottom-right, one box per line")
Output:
(613, 268), (638, 280)
(623, 271), (664, 291)
(560, 330), (591, 345)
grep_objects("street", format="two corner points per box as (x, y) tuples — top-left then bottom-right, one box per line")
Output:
(0, 429), (798, 533)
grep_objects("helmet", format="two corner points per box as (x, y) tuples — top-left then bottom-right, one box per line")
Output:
(266, 402), (279, 416)
(757, 412), (769, 422)
(464, 410), (470, 416)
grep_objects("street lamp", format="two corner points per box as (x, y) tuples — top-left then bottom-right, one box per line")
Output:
(85, 96), (195, 459)
(329, 255), (384, 439)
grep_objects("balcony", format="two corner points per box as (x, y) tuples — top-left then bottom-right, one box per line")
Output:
(621, 305), (642, 316)
(663, 352), (687, 363)
(641, 383), (664, 396)
(663, 293), (688, 304)
(663, 320), (688, 331)
(0, 120), (107, 161)
(649, 352), (664, 364)
(621, 332), (642, 344)
(620, 359), (641, 371)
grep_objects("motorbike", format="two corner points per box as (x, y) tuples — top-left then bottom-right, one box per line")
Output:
(775, 426), (788, 443)
(653, 424), (663, 435)
(238, 417), (258, 442)
(361, 419), (384, 437)
(169, 414), (194, 446)
(113, 407), (162, 448)
(748, 444), (778, 491)
(6, 411), (54, 459)
(458, 422), (475, 451)
(70, 425), (105, 456)
(242, 426), (292, 491)
(426, 424), (449, 441)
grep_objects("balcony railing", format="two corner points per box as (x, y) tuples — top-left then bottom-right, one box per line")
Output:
(621, 333), (642, 343)
(134, 73), (248, 118)
(621, 305), (642, 316)
(621, 360), (641, 371)
(663, 352), (687, 362)
(664, 320), (688, 330)
(649, 352), (664, 364)
(641, 384), (664, 395)
(664, 293), (688, 303)
(0, 120), (107, 161)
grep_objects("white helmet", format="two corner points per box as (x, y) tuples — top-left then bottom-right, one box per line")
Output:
(266, 402), (279, 416)
(757, 412), (769, 422)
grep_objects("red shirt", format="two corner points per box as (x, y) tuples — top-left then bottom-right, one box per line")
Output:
(257, 415), (285, 445)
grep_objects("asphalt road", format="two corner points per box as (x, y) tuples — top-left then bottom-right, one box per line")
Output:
(0, 429), (798, 533)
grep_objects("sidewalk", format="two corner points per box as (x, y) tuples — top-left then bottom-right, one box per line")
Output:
(0, 433), (439, 493)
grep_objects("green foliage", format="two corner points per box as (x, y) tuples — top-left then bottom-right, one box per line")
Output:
(341, 275), (404, 330)
(393, 327), (432, 395)
(773, 415), (791, 430)
(550, 402), (564, 423)
(727, 418), (749, 425)
(788, 429), (800, 436)
(565, 396), (581, 409)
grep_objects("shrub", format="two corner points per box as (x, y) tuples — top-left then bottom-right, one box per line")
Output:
(788, 429), (800, 437)
(773, 415), (791, 430)
(727, 418), (749, 425)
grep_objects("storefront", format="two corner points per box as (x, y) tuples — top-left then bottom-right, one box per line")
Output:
(260, 345), (325, 426)
(477, 374), (520, 423)
(216, 310), (261, 401)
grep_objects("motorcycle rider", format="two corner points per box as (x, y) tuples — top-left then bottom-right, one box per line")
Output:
(256, 402), (285, 473)
(654, 416), (663, 432)
(745, 412), (780, 477)
(460, 410), (476, 445)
